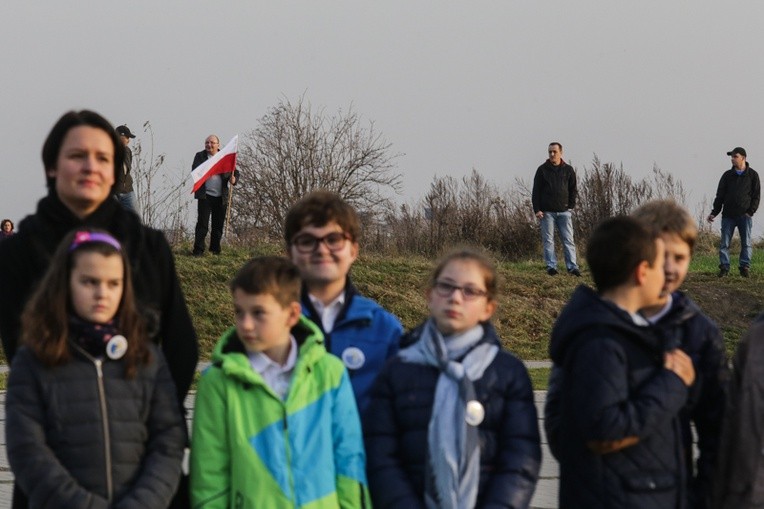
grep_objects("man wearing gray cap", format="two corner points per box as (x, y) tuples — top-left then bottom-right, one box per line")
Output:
(707, 147), (760, 277)
(115, 124), (138, 213)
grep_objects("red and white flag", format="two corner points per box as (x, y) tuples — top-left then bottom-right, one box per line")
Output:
(191, 135), (238, 194)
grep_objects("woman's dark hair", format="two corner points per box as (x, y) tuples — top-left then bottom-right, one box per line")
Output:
(41, 110), (124, 190)
(1, 219), (13, 231)
(21, 229), (150, 378)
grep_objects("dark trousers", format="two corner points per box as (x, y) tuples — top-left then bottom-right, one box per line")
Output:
(193, 195), (225, 254)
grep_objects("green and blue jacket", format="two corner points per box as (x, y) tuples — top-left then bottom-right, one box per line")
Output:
(190, 317), (370, 508)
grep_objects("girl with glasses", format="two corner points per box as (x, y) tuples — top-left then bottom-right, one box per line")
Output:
(364, 248), (541, 509)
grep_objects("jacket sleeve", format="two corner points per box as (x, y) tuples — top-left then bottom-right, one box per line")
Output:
(154, 234), (199, 405)
(711, 173), (728, 217)
(364, 362), (426, 509)
(6, 350), (109, 509)
(531, 167), (543, 213)
(568, 166), (577, 210)
(689, 322), (729, 509)
(748, 170), (760, 216)
(191, 151), (206, 171)
(114, 352), (186, 509)
(543, 364), (564, 460)
(0, 237), (35, 363)
(190, 367), (231, 509)
(570, 337), (688, 443)
(480, 356), (541, 509)
(332, 369), (372, 508)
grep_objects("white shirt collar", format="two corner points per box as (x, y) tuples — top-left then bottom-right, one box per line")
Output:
(248, 335), (298, 399)
(308, 292), (345, 333)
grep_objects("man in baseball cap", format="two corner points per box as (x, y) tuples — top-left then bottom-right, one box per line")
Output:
(115, 125), (137, 213)
(707, 147), (760, 277)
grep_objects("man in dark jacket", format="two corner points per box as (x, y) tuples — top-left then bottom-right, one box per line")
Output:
(531, 142), (580, 276)
(546, 216), (695, 509)
(115, 124), (137, 213)
(707, 147), (760, 277)
(191, 134), (238, 256)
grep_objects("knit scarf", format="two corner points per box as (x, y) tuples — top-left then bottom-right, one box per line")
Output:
(398, 319), (499, 509)
(69, 315), (120, 358)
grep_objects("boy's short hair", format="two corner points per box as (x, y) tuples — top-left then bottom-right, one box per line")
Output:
(631, 199), (697, 252)
(230, 256), (301, 307)
(586, 216), (659, 293)
(283, 191), (361, 247)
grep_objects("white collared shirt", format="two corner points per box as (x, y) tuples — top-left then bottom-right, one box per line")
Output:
(645, 294), (673, 325)
(248, 335), (298, 400)
(308, 292), (345, 333)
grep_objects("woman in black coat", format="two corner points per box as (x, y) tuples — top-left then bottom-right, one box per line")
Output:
(0, 110), (198, 508)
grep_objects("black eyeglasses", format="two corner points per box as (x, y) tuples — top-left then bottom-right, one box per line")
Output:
(432, 280), (488, 300)
(291, 232), (351, 254)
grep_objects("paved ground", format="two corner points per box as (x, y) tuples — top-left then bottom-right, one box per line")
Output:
(0, 388), (567, 509)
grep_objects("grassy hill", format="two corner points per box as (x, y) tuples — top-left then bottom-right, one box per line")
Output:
(176, 244), (764, 362)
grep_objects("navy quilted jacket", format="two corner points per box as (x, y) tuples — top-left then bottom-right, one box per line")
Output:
(364, 321), (541, 509)
(547, 285), (689, 509)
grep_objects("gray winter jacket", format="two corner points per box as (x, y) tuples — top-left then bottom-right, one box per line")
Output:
(6, 343), (186, 509)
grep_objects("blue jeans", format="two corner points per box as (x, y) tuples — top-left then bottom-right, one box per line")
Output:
(719, 215), (752, 269)
(541, 211), (578, 271)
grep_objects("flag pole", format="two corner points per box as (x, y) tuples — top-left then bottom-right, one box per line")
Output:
(224, 177), (234, 239)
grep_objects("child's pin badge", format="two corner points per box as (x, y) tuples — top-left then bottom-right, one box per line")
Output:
(106, 335), (128, 360)
(465, 400), (485, 426)
(341, 347), (365, 370)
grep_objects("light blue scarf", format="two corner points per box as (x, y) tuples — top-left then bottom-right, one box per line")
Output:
(399, 319), (499, 509)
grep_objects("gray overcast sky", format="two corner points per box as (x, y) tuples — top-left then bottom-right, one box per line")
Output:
(2, 1), (763, 234)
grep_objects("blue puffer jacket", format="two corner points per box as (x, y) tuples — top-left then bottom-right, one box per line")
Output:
(364, 321), (541, 509)
(656, 292), (729, 509)
(301, 280), (403, 413)
(547, 285), (689, 509)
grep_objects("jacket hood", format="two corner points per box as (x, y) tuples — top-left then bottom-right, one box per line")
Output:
(549, 285), (662, 364)
(211, 315), (325, 385)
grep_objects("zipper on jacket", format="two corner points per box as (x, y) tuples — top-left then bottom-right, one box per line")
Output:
(94, 359), (114, 502)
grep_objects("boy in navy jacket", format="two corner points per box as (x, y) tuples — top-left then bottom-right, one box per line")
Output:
(546, 216), (695, 509)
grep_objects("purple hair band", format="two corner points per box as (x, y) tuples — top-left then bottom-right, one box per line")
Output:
(69, 231), (122, 252)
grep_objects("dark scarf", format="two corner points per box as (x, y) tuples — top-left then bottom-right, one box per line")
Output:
(69, 315), (120, 358)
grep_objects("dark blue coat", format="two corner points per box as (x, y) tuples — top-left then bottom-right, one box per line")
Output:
(364, 322), (541, 509)
(656, 292), (728, 509)
(547, 285), (688, 509)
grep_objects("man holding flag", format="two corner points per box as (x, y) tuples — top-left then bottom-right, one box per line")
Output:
(191, 134), (239, 256)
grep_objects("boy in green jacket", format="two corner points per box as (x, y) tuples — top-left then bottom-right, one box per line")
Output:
(190, 256), (370, 508)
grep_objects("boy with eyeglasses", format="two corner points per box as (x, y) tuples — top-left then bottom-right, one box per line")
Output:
(284, 191), (403, 412)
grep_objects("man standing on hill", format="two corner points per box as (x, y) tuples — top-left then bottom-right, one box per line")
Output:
(707, 147), (760, 277)
(532, 142), (580, 277)
(115, 124), (138, 213)
(192, 134), (238, 256)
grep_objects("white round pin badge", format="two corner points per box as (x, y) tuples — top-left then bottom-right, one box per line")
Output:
(341, 347), (366, 370)
(106, 335), (128, 360)
(465, 400), (485, 426)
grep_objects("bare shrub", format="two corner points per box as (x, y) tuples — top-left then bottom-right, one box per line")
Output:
(232, 96), (402, 242)
(382, 157), (690, 262)
(131, 122), (191, 242)
(379, 170), (538, 260)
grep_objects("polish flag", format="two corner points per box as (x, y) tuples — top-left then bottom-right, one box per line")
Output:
(191, 135), (238, 193)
